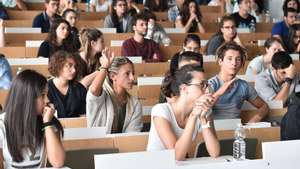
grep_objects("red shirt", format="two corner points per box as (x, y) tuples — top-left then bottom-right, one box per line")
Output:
(121, 38), (163, 62)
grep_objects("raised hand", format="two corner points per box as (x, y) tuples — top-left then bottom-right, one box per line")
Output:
(215, 78), (236, 97)
(99, 47), (115, 68)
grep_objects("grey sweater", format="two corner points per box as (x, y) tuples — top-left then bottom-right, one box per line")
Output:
(86, 89), (143, 133)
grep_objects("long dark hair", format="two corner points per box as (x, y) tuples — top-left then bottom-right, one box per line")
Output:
(3, 69), (63, 162)
(144, 0), (168, 12)
(111, 0), (128, 28)
(285, 24), (300, 53)
(179, 0), (202, 29)
(46, 18), (76, 53)
(283, 0), (300, 13)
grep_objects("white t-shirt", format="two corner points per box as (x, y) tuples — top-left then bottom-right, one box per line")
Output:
(147, 103), (200, 151)
(90, 0), (111, 12)
(0, 113), (46, 169)
(245, 55), (265, 77)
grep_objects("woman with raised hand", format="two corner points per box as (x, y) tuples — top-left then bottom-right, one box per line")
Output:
(147, 64), (220, 160)
(0, 70), (65, 168)
(86, 48), (143, 133)
(175, 0), (205, 33)
(48, 51), (87, 118)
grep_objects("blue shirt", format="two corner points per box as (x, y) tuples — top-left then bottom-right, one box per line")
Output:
(209, 75), (258, 119)
(168, 5), (179, 22)
(0, 56), (12, 90)
(32, 11), (61, 33)
(271, 21), (289, 38)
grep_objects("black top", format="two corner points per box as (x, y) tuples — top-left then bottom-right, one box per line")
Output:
(47, 79), (87, 118)
(32, 11), (61, 33)
(71, 27), (81, 50)
(231, 12), (256, 28)
(37, 41), (77, 58)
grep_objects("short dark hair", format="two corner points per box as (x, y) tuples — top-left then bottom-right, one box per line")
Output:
(282, 0), (300, 13)
(271, 51), (293, 70)
(48, 51), (77, 77)
(178, 51), (203, 68)
(284, 7), (298, 17)
(183, 34), (201, 47)
(132, 12), (148, 26)
(216, 42), (247, 66)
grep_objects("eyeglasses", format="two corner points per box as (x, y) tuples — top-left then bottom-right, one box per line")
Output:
(187, 80), (209, 91)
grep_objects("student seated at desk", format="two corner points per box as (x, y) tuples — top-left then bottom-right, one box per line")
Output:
(103, 0), (133, 33)
(209, 42), (269, 122)
(32, 0), (61, 33)
(78, 28), (105, 88)
(0, 70), (65, 168)
(121, 12), (163, 62)
(62, 8), (81, 50)
(147, 64), (220, 161)
(170, 34), (201, 72)
(206, 15), (244, 56)
(86, 51), (143, 133)
(245, 37), (284, 77)
(255, 51), (300, 106)
(284, 24), (300, 54)
(48, 51), (87, 118)
(159, 51), (203, 103)
(175, 0), (205, 33)
(37, 18), (77, 58)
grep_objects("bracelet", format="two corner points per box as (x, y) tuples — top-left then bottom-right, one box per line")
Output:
(98, 66), (109, 72)
(43, 121), (54, 128)
(42, 125), (54, 131)
(201, 121), (211, 129)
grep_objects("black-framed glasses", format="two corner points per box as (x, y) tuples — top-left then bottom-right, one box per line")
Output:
(187, 80), (209, 91)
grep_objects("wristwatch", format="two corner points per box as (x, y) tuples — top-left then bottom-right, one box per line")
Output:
(284, 78), (293, 85)
(201, 121), (211, 129)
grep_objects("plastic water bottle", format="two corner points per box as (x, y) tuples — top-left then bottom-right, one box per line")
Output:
(233, 123), (246, 160)
(265, 10), (271, 23)
(249, 19), (256, 32)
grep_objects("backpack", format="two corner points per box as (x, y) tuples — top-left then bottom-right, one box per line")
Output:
(281, 92), (300, 140)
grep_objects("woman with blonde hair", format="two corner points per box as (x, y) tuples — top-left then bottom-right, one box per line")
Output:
(86, 49), (143, 133)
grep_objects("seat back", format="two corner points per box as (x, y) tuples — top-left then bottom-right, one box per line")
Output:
(64, 148), (119, 169)
(195, 138), (258, 159)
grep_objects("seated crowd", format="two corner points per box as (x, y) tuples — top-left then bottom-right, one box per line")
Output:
(0, 0), (300, 168)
